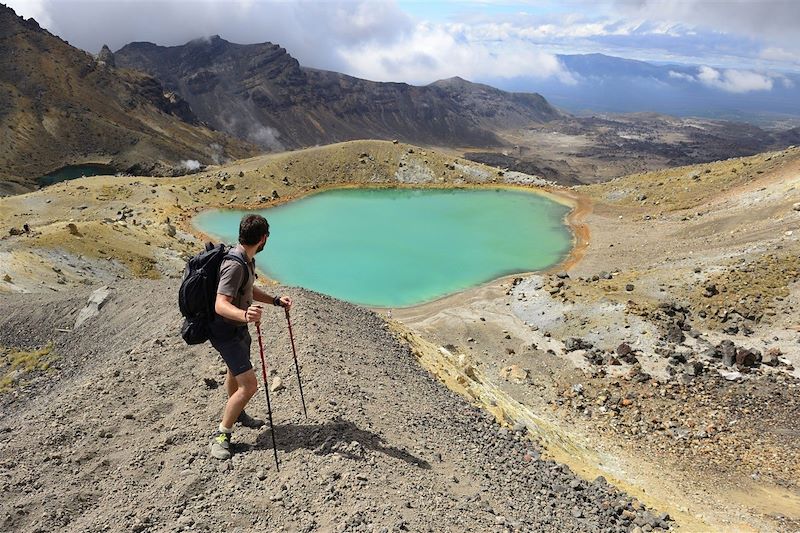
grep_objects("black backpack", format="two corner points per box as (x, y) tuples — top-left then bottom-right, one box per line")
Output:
(179, 243), (248, 345)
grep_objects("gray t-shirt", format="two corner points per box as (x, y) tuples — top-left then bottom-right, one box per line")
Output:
(217, 246), (255, 324)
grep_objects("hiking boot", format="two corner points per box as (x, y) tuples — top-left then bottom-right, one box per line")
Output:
(237, 410), (265, 428)
(209, 431), (232, 460)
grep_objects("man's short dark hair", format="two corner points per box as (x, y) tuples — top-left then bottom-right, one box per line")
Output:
(239, 214), (269, 245)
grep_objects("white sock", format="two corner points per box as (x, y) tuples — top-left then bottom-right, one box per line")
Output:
(219, 423), (232, 434)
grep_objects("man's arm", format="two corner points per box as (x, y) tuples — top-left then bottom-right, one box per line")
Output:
(215, 294), (262, 323)
(253, 286), (293, 310)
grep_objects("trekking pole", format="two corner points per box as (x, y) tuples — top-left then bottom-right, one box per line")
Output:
(255, 321), (280, 470)
(284, 307), (308, 418)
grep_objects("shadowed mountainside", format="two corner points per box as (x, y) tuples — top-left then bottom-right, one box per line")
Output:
(114, 36), (561, 150)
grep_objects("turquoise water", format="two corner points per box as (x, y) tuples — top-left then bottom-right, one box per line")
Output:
(194, 188), (573, 307)
(37, 164), (113, 186)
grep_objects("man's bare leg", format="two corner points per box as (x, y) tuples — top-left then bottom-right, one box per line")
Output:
(225, 368), (238, 398)
(221, 369), (258, 429)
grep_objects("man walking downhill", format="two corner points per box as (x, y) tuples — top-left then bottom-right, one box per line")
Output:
(208, 214), (292, 460)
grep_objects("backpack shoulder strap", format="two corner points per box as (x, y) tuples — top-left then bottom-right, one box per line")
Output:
(222, 248), (250, 292)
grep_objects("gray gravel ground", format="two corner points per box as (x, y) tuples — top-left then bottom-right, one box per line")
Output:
(0, 280), (669, 532)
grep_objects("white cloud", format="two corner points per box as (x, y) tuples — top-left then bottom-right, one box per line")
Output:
(667, 66), (781, 93)
(696, 66), (774, 93)
(5, 0), (798, 89)
(339, 21), (576, 85)
(668, 70), (694, 82)
(615, 0), (800, 38)
(615, 0), (800, 59)
(760, 46), (797, 63)
(2, 0), (413, 73)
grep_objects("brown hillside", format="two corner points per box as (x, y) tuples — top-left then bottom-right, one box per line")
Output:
(0, 5), (258, 193)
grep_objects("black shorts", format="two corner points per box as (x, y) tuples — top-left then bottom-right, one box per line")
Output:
(209, 320), (253, 376)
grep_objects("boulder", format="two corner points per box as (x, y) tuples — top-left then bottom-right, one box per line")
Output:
(270, 376), (285, 392)
(685, 361), (704, 376)
(717, 340), (736, 366)
(583, 350), (605, 366)
(720, 369), (743, 381)
(616, 343), (633, 357)
(669, 353), (687, 365)
(735, 348), (757, 368)
(763, 347), (781, 367)
(703, 283), (719, 297)
(163, 222), (176, 237)
(564, 337), (593, 352)
(75, 286), (112, 328)
(665, 324), (685, 344)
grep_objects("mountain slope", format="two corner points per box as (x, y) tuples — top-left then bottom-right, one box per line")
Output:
(0, 6), (257, 193)
(114, 36), (561, 149)
(0, 280), (667, 531)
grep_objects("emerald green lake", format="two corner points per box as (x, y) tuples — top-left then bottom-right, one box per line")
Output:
(193, 188), (573, 307)
(37, 164), (113, 187)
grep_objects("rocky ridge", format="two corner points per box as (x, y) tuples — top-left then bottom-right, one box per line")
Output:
(114, 36), (560, 150)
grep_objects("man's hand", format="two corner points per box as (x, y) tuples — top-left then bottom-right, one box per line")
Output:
(246, 305), (263, 323)
(278, 296), (293, 310)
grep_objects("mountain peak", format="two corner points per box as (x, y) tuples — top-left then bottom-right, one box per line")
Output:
(188, 34), (228, 46)
(432, 76), (473, 86)
(0, 3), (43, 33)
(97, 44), (115, 67)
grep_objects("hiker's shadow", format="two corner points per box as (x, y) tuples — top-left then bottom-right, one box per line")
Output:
(249, 417), (430, 469)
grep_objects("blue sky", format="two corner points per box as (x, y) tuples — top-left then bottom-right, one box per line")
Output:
(7, 0), (799, 90)
(396, 0), (799, 71)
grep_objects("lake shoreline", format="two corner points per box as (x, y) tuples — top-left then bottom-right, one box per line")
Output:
(187, 182), (591, 310)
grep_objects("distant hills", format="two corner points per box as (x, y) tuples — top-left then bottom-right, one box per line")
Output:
(493, 53), (800, 122)
(113, 36), (561, 150)
(0, 5), (256, 192)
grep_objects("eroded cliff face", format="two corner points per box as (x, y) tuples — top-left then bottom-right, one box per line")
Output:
(114, 36), (560, 150)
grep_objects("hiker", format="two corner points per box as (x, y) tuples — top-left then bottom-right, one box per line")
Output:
(208, 214), (292, 460)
